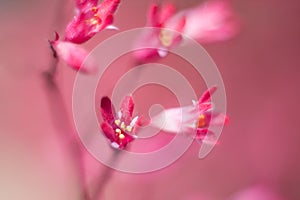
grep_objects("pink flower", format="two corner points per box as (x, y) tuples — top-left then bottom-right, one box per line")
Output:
(100, 96), (141, 149)
(228, 185), (284, 200)
(133, 2), (186, 61)
(150, 87), (229, 144)
(50, 33), (97, 73)
(65, 0), (121, 44)
(134, 0), (238, 62)
(176, 0), (239, 43)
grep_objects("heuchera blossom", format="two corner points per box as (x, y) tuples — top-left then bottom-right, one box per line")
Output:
(100, 96), (141, 149)
(134, 2), (186, 61)
(175, 0), (239, 43)
(150, 87), (229, 144)
(64, 0), (121, 44)
(134, 0), (238, 62)
(50, 33), (97, 73)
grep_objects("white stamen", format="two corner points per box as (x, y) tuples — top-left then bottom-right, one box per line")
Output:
(132, 134), (138, 139)
(157, 48), (168, 57)
(117, 111), (122, 119)
(111, 142), (120, 149)
(105, 25), (119, 30)
(192, 100), (198, 106)
(130, 116), (139, 127)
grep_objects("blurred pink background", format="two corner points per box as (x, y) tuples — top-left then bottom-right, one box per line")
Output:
(0, 0), (300, 199)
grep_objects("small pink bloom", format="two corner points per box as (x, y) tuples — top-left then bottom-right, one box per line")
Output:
(133, 2), (186, 61)
(65, 0), (120, 44)
(229, 185), (284, 200)
(100, 96), (141, 149)
(134, 1), (239, 62)
(178, 0), (239, 43)
(50, 35), (97, 73)
(150, 87), (228, 144)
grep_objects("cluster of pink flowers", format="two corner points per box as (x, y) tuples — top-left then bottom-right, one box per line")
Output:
(100, 87), (228, 149)
(49, 0), (236, 151)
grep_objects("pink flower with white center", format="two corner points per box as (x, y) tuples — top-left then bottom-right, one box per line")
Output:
(133, 2), (186, 61)
(65, 0), (120, 44)
(100, 96), (141, 149)
(50, 33), (97, 73)
(150, 87), (229, 144)
(134, 0), (238, 62)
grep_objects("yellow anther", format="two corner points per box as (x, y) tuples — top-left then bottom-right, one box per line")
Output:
(120, 122), (126, 130)
(197, 114), (206, 128)
(89, 18), (99, 25)
(119, 134), (125, 139)
(91, 6), (98, 12)
(126, 126), (133, 132)
(114, 119), (121, 126)
(159, 29), (173, 47)
(115, 128), (122, 134)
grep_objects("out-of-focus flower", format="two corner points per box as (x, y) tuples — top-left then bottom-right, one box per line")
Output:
(176, 0), (239, 43)
(133, 2), (186, 61)
(134, 0), (238, 62)
(150, 87), (228, 144)
(228, 185), (284, 200)
(65, 0), (121, 44)
(100, 96), (141, 149)
(50, 33), (97, 73)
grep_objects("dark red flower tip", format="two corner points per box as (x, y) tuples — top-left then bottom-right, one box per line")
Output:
(101, 96), (116, 123)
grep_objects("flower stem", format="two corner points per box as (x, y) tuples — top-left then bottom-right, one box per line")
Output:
(42, 49), (90, 200)
(91, 149), (121, 200)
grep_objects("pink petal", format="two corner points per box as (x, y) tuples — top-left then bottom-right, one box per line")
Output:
(64, 14), (95, 44)
(97, 0), (120, 18)
(196, 128), (216, 141)
(202, 112), (229, 127)
(198, 86), (217, 104)
(147, 3), (175, 27)
(118, 132), (135, 149)
(75, 0), (98, 11)
(151, 106), (196, 134)
(132, 30), (162, 62)
(120, 96), (134, 124)
(211, 113), (229, 125)
(51, 40), (97, 73)
(147, 3), (159, 26)
(158, 3), (176, 26)
(101, 121), (117, 142)
(100, 96), (116, 123)
(181, 0), (239, 43)
(132, 116), (144, 134)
